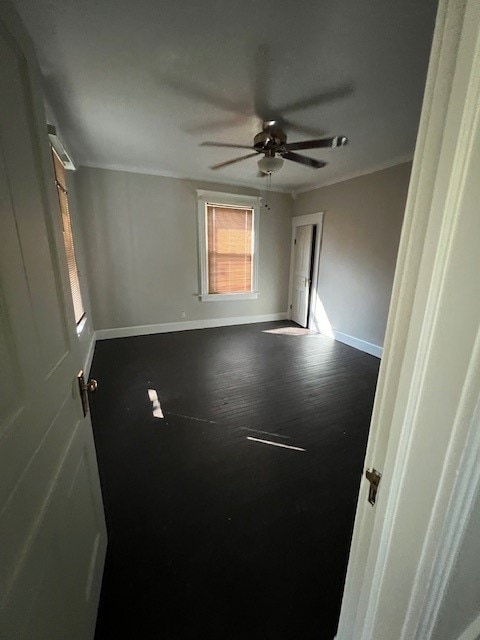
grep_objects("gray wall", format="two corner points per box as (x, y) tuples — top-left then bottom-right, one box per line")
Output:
(74, 167), (293, 331)
(294, 162), (411, 348)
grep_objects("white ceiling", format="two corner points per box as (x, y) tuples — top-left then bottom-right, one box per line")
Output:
(13, 0), (438, 192)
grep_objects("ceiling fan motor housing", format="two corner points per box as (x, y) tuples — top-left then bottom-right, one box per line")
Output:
(253, 126), (287, 152)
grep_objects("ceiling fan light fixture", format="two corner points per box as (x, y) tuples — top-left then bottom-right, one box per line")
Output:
(258, 155), (284, 174)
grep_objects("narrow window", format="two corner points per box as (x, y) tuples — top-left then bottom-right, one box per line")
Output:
(51, 149), (85, 325)
(197, 190), (260, 301)
(206, 204), (254, 294)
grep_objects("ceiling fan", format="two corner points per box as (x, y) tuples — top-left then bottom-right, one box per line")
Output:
(201, 120), (348, 175)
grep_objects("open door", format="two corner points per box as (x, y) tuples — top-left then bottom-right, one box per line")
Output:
(291, 224), (313, 327)
(0, 5), (106, 639)
(337, 0), (480, 638)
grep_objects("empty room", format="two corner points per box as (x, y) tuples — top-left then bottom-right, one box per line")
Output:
(3, 0), (480, 639)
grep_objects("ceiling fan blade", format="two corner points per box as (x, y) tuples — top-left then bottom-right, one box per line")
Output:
(282, 151), (327, 169)
(284, 136), (348, 151)
(277, 83), (354, 115)
(252, 45), (274, 120)
(156, 73), (250, 116)
(201, 141), (254, 150)
(210, 153), (259, 170)
(184, 115), (248, 134)
(278, 117), (327, 138)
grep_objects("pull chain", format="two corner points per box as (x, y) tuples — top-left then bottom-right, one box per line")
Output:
(264, 171), (272, 212)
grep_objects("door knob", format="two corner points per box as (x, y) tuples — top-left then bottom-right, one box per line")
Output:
(85, 378), (98, 393)
(77, 370), (98, 416)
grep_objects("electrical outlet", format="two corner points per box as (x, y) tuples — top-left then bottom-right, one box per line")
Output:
(181, 311), (186, 319)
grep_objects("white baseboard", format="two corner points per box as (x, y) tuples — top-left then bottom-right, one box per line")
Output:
(333, 330), (383, 358)
(457, 613), (480, 640)
(95, 312), (289, 341)
(84, 334), (96, 375)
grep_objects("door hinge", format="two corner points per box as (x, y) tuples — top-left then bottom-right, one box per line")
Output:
(365, 468), (382, 506)
(294, 238), (297, 244)
(290, 304), (292, 309)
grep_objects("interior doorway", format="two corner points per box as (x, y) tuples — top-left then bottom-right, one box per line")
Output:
(288, 213), (324, 330)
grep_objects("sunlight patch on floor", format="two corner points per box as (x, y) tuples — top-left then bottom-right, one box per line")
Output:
(243, 427), (291, 440)
(166, 412), (217, 424)
(263, 326), (313, 336)
(246, 436), (306, 452)
(147, 389), (164, 419)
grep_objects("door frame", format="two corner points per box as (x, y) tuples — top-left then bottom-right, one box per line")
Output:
(287, 212), (324, 329)
(337, 0), (480, 637)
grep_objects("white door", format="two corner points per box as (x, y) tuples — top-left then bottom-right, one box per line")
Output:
(337, 0), (480, 638)
(0, 6), (106, 640)
(291, 224), (313, 327)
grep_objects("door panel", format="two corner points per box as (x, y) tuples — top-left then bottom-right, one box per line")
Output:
(0, 303), (22, 422)
(292, 224), (313, 327)
(0, 28), (69, 372)
(2, 422), (104, 640)
(0, 7), (106, 639)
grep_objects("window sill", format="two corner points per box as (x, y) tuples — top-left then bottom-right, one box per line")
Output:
(199, 292), (259, 302)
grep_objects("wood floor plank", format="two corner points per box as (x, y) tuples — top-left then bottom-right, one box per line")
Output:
(91, 321), (379, 640)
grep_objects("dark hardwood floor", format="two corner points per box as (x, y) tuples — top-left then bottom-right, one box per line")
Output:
(91, 321), (379, 640)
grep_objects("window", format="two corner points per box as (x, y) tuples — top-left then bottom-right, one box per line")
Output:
(51, 149), (85, 327)
(207, 205), (253, 294)
(197, 190), (261, 301)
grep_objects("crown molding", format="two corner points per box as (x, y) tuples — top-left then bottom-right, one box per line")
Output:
(290, 155), (414, 196)
(79, 155), (413, 199)
(79, 161), (294, 194)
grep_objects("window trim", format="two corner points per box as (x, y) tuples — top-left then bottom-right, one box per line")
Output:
(51, 146), (86, 330)
(196, 190), (261, 302)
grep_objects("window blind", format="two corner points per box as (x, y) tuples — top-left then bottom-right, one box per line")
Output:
(52, 150), (85, 324)
(206, 205), (254, 294)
